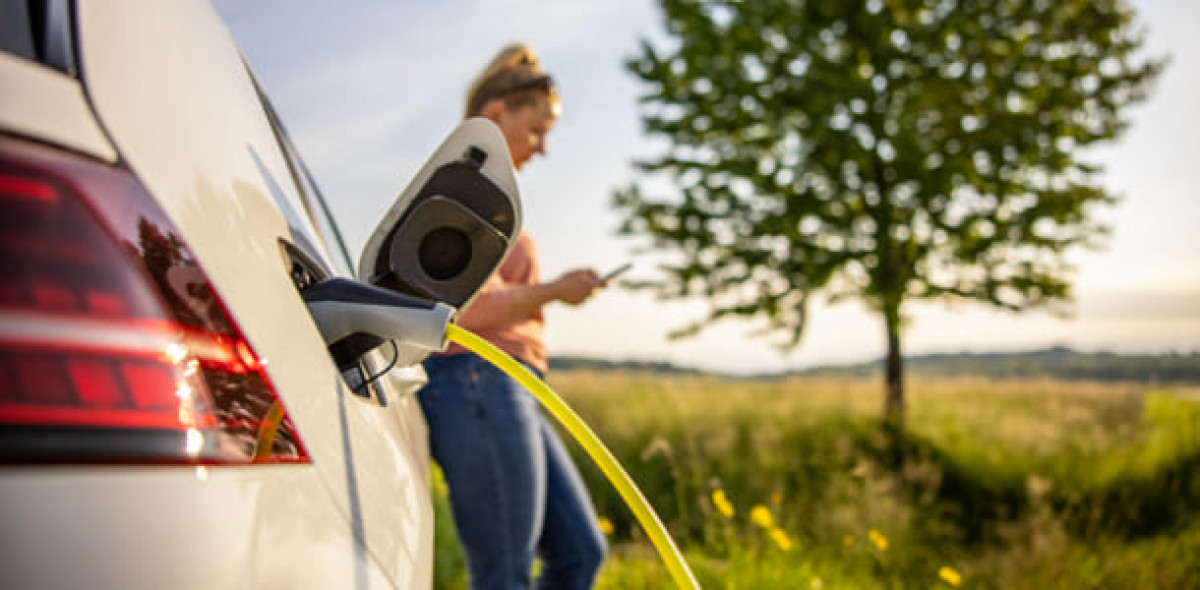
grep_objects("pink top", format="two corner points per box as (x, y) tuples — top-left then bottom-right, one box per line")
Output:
(440, 231), (547, 374)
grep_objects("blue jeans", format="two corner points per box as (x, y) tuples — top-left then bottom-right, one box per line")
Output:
(419, 353), (606, 590)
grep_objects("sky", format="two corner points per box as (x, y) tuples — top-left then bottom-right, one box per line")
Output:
(213, 0), (1198, 375)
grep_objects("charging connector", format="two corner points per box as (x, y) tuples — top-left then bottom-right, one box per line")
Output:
(302, 278), (454, 369)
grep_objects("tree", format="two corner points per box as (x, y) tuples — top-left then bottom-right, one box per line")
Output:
(614, 0), (1163, 428)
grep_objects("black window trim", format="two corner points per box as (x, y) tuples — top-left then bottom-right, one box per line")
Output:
(0, 0), (76, 75)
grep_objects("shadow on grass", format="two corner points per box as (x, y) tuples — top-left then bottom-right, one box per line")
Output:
(872, 426), (1200, 543)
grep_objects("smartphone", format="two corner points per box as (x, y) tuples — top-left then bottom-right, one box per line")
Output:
(601, 263), (633, 283)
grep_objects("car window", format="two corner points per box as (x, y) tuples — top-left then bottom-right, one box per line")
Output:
(0, 3), (38, 61)
(0, 0), (75, 74)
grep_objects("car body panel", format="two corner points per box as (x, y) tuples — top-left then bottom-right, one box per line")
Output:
(0, 468), (395, 589)
(0, 51), (116, 162)
(0, 1), (434, 587)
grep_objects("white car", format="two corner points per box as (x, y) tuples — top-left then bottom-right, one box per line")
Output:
(0, 1), (521, 588)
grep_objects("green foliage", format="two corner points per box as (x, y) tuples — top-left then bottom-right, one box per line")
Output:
(430, 468), (468, 589)
(614, 0), (1165, 418)
(545, 373), (1195, 588)
(428, 373), (1199, 587)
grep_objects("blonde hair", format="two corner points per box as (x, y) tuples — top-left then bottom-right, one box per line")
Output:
(464, 43), (558, 119)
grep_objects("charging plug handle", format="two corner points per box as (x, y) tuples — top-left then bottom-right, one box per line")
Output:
(302, 278), (455, 355)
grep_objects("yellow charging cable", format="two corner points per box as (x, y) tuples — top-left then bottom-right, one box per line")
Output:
(253, 401), (286, 461)
(446, 324), (701, 589)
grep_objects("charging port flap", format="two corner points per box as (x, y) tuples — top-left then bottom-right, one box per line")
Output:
(358, 118), (523, 314)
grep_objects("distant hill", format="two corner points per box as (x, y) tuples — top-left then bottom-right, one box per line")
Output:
(551, 347), (1200, 383)
(548, 356), (703, 375)
(798, 346), (1200, 383)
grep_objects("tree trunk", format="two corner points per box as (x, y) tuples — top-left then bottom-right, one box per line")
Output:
(883, 305), (905, 432)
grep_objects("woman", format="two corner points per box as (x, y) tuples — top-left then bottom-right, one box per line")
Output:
(418, 44), (608, 590)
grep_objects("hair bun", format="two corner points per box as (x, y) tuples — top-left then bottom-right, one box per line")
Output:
(495, 44), (540, 72)
(465, 43), (555, 118)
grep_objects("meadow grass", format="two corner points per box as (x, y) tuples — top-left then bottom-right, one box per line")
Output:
(431, 372), (1200, 588)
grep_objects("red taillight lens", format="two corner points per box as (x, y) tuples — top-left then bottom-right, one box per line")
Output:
(0, 135), (308, 465)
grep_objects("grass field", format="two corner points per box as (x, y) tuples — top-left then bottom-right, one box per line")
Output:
(431, 373), (1200, 588)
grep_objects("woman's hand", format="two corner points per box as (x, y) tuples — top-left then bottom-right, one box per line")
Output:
(551, 269), (603, 305)
(459, 268), (606, 330)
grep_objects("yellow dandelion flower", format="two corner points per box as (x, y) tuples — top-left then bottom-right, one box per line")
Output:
(712, 489), (735, 519)
(597, 517), (614, 536)
(868, 528), (889, 551)
(750, 504), (774, 529)
(769, 526), (793, 551)
(938, 566), (962, 586)
(842, 534), (855, 547)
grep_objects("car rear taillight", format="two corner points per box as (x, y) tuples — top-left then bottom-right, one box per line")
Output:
(0, 135), (308, 465)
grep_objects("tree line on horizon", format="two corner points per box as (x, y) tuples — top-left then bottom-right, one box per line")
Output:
(550, 347), (1200, 383)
